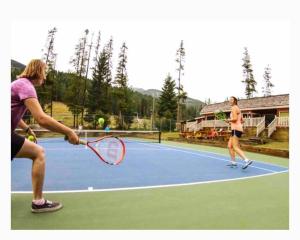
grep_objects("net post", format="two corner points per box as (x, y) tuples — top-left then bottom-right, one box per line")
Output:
(85, 130), (88, 149)
(158, 131), (161, 143)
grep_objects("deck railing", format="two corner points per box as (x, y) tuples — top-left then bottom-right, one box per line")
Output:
(268, 117), (278, 138)
(267, 116), (289, 138)
(243, 117), (265, 127)
(256, 116), (266, 137)
(277, 117), (289, 127)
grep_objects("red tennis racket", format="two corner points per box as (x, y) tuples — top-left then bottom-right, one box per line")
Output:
(66, 135), (126, 165)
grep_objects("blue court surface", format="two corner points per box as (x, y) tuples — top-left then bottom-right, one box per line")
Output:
(11, 138), (288, 192)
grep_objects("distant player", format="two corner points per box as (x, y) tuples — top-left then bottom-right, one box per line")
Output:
(11, 59), (79, 213)
(226, 96), (253, 169)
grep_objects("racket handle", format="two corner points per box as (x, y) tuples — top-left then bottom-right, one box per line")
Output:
(64, 135), (87, 145)
(79, 139), (87, 145)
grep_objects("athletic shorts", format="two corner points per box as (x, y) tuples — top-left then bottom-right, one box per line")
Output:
(231, 129), (243, 138)
(11, 131), (25, 160)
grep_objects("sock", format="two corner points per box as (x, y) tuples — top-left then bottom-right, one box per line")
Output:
(32, 198), (45, 205)
(244, 158), (249, 163)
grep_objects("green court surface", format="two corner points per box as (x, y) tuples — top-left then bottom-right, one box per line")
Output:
(11, 142), (288, 230)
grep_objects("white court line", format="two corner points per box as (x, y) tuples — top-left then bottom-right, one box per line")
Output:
(142, 141), (289, 169)
(137, 142), (285, 173)
(11, 170), (288, 194)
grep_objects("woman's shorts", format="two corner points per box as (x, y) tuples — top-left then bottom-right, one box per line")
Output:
(11, 131), (25, 160)
(231, 129), (243, 138)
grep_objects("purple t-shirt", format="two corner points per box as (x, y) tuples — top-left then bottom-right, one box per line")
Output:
(11, 78), (37, 131)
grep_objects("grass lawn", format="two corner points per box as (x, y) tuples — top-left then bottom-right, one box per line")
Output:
(256, 140), (289, 150)
(11, 172), (288, 230)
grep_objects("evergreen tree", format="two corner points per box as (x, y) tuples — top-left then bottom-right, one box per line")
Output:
(80, 32), (94, 124)
(102, 38), (114, 113)
(67, 29), (90, 127)
(86, 47), (109, 115)
(38, 27), (57, 113)
(242, 47), (257, 98)
(93, 31), (101, 66)
(113, 42), (132, 128)
(104, 37), (113, 86)
(158, 74), (177, 119)
(175, 40), (186, 122)
(262, 64), (274, 97)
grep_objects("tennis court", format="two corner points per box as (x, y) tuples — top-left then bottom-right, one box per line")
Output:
(11, 131), (289, 229)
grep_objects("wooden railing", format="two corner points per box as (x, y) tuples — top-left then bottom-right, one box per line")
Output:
(243, 117), (265, 127)
(183, 116), (288, 139)
(199, 119), (228, 128)
(256, 116), (265, 137)
(268, 117), (277, 138)
(267, 116), (289, 138)
(185, 117), (265, 132)
(185, 121), (198, 132)
(277, 117), (289, 127)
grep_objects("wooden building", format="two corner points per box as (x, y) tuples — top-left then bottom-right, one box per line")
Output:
(180, 94), (289, 139)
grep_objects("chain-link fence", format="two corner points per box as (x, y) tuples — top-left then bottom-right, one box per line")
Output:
(23, 113), (178, 132)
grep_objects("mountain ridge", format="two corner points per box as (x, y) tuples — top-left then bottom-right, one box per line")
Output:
(133, 87), (204, 107)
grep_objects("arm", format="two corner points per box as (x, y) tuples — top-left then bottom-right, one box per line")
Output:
(18, 119), (37, 142)
(24, 98), (79, 144)
(228, 107), (238, 123)
(241, 115), (245, 124)
(18, 119), (29, 131)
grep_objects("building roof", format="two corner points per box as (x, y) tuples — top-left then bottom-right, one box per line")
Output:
(199, 94), (289, 115)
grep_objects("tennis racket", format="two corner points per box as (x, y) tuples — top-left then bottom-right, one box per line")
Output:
(66, 135), (126, 165)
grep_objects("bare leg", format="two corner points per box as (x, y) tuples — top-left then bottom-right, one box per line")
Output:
(15, 139), (45, 200)
(231, 136), (248, 161)
(228, 137), (236, 162)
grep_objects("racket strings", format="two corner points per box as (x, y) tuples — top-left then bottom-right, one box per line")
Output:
(89, 137), (125, 165)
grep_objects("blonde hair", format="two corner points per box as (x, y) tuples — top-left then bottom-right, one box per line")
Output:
(230, 96), (238, 105)
(17, 59), (47, 81)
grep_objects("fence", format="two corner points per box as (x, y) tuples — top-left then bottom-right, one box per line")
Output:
(23, 113), (178, 132)
(267, 116), (289, 138)
(255, 116), (265, 137)
(277, 117), (289, 127)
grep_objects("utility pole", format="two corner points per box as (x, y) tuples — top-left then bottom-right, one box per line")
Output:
(151, 95), (155, 130)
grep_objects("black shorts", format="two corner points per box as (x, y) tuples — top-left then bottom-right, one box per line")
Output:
(231, 129), (243, 138)
(11, 132), (25, 160)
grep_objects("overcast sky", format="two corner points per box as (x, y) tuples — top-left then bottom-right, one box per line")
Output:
(11, 18), (290, 103)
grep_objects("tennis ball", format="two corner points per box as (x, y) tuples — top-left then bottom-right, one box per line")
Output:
(98, 118), (105, 125)
(28, 135), (35, 142)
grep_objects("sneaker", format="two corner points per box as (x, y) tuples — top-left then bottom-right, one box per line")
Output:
(226, 163), (238, 168)
(242, 160), (253, 169)
(31, 199), (63, 213)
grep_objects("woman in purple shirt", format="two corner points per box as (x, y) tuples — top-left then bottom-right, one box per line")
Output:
(11, 59), (79, 213)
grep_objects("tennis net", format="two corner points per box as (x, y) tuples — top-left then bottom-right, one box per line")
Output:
(15, 129), (161, 144)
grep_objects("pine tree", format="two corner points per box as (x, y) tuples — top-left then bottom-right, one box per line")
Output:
(242, 47), (257, 99)
(39, 27), (58, 114)
(86, 47), (109, 114)
(175, 40), (186, 122)
(67, 29), (90, 127)
(93, 31), (101, 66)
(262, 64), (274, 97)
(102, 38), (114, 113)
(158, 74), (177, 119)
(113, 42), (132, 128)
(80, 32), (94, 124)
(104, 37), (113, 86)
